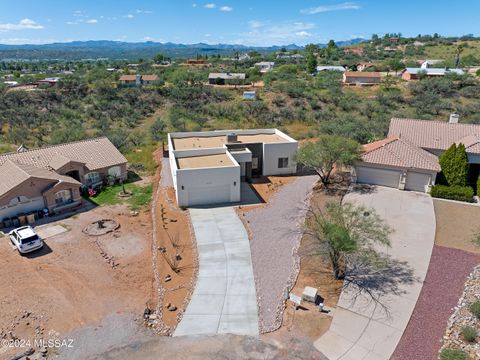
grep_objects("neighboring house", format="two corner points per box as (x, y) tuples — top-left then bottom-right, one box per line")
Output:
(0, 137), (128, 222)
(402, 67), (465, 80)
(343, 71), (381, 85)
(37, 77), (61, 87)
(419, 59), (444, 69)
(242, 91), (256, 100)
(344, 48), (364, 55)
(208, 72), (246, 85)
(119, 74), (159, 86)
(357, 62), (374, 71)
(316, 65), (346, 72)
(276, 53), (304, 60)
(4, 81), (18, 87)
(167, 129), (298, 207)
(186, 59), (208, 65)
(254, 61), (275, 73)
(355, 113), (480, 192)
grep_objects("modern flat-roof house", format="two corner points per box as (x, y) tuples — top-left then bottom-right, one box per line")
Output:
(168, 129), (298, 207)
(208, 73), (246, 85)
(355, 113), (480, 192)
(419, 59), (444, 69)
(119, 74), (159, 86)
(343, 71), (381, 85)
(402, 68), (465, 80)
(0, 138), (128, 223)
(254, 61), (275, 73)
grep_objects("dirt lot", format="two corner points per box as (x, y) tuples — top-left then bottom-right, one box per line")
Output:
(263, 175), (346, 344)
(433, 199), (480, 254)
(0, 204), (154, 358)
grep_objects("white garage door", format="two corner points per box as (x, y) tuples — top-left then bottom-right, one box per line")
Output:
(187, 184), (231, 206)
(405, 172), (431, 192)
(0, 197), (45, 221)
(356, 166), (401, 188)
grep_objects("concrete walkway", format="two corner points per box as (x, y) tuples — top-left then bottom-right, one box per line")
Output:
(174, 206), (259, 336)
(314, 187), (435, 360)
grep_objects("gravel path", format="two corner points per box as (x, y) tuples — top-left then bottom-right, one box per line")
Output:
(244, 175), (318, 333)
(391, 245), (480, 360)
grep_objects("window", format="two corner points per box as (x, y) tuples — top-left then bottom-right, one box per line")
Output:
(55, 190), (73, 205)
(278, 157), (289, 168)
(85, 172), (101, 185)
(108, 166), (121, 178)
(252, 157), (259, 170)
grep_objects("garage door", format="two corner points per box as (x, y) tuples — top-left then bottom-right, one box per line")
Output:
(356, 166), (401, 188)
(405, 172), (431, 192)
(187, 184), (231, 206)
(0, 197), (45, 221)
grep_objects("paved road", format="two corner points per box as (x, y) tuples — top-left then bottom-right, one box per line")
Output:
(174, 206), (259, 336)
(314, 186), (436, 360)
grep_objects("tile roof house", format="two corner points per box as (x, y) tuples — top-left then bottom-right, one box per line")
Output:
(0, 138), (128, 224)
(355, 114), (479, 192)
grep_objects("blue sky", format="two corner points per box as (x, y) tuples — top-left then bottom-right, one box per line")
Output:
(0, 1), (479, 46)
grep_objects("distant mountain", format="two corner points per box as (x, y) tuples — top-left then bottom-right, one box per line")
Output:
(0, 38), (366, 61)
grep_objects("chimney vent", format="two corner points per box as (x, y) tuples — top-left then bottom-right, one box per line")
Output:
(449, 112), (459, 124)
(226, 132), (238, 143)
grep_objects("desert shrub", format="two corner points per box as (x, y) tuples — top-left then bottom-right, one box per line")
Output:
(470, 301), (480, 319)
(430, 185), (474, 202)
(461, 325), (477, 342)
(439, 348), (468, 360)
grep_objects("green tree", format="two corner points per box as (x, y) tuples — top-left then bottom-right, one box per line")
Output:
(306, 202), (392, 279)
(306, 53), (318, 74)
(150, 117), (166, 141)
(439, 143), (469, 186)
(296, 135), (360, 185)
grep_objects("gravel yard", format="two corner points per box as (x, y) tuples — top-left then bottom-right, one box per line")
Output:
(391, 245), (480, 360)
(243, 175), (319, 333)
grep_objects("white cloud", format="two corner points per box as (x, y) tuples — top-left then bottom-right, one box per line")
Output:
(0, 37), (55, 44)
(295, 31), (311, 37)
(220, 6), (233, 12)
(0, 19), (44, 31)
(136, 9), (153, 14)
(301, 2), (361, 15)
(66, 21), (78, 25)
(85, 19), (98, 24)
(125, 14), (134, 18)
(234, 20), (316, 46)
(192, 3), (197, 7)
(205, 3), (216, 9)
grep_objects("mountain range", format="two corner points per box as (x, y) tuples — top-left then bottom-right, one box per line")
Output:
(0, 39), (366, 61)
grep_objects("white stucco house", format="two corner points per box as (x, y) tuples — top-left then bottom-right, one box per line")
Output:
(168, 129), (298, 207)
(355, 113), (480, 193)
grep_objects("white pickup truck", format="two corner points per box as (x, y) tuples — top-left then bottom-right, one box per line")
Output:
(9, 226), (44, 254)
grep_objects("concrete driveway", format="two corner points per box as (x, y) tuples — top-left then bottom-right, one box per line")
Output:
(174, 206), (259, 336)
(314, 186), (435, 360)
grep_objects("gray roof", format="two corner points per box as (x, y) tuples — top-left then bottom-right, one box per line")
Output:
(404, 67), (465, 76)
(317, 66), (346, 72)
(208, 73), (246, 80)
(0, 137), (127, 171)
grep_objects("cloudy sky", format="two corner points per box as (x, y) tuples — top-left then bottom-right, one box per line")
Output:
(0, 0), (479, 45)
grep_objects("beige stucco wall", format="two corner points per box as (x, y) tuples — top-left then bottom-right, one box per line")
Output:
(43, 182), (82, 210)
(0, 178), (54, 207)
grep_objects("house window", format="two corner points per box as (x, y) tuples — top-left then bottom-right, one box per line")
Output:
(278, 157), (289, 168)
(55, 190), (73, 205)
(108, 166), (122, 178)
(85, 172), (101, 185)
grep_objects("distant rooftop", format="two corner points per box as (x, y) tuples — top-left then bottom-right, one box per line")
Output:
(208, 73), (245, 80)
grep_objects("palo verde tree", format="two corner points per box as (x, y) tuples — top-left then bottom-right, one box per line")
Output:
(305, 202), (392, 280)
(296, 135), (360, 186)
(439, 143), (469, 186)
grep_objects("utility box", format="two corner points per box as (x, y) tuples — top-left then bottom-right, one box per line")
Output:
(302, 286), (318, 303)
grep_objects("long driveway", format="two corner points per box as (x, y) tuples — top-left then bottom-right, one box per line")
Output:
(174, 206), (259, 336)
(314, 186), (435, 360)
